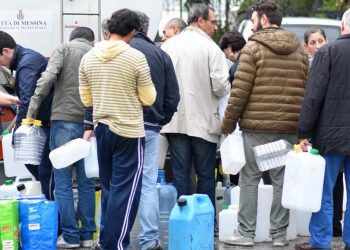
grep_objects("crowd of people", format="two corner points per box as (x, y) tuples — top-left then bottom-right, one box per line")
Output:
(0, 0), (350, 249)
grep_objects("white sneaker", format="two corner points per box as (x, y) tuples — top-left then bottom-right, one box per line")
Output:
(223, 231), (254, 247)
(56, 235), (80, 248)
(81, 239), (94, 247)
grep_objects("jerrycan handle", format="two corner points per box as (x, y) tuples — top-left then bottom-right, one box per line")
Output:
(195, 194), (210, 206)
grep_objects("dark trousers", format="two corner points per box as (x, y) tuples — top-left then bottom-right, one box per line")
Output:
(25, 127), (54, 200)
(96, 124), (144, 250)
(166, 133), (217, 208)
(333, 171), (344, 236)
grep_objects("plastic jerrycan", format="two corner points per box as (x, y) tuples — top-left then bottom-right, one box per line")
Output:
(13, 118), (33, 163)
(84, 136), (99, 178)
(157, 170), (177, 248)
(215, 181), (226, 223)
(31, 120), (47, 165)
(282, 146), (326, 212)
(169, 194), (214, 250)
(0, 180), (19, 198)
(218, 205), (238, 242)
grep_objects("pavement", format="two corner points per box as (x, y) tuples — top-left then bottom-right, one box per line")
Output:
(65, 236), (345, 250)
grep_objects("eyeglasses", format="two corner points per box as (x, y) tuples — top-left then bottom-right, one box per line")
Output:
(204, 19), (217, 26)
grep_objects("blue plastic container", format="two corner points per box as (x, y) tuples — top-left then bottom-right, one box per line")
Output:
(169, 194), (214, 250)
(157, 170), (177, 248)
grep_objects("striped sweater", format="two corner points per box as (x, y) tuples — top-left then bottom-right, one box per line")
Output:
(79, 40), (156, 138)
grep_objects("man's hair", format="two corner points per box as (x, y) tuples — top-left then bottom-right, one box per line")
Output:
(0, 31), (16, 55)
(135, 11), (150, 34)
(108, 9), (140, 37)
(167, 18), (187, 32)
(101, 19), (109, 34)
(219, 31), (246, 52)
(342, 9), (350, 30)
(69, 27), (95, 42)
(187, 3), (214, 25)
(304, 27), (326, 44)
(251, 0), (282, 27)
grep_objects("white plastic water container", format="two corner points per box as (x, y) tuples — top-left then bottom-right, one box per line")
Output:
(16, 181), (42, 197)
(0, 180), (19, 198)
(2, 131), (34, 182)
(158, 135), (168, 169)
(218, 205), (238, 242)
(253, 139), (293, 171)
(49, 138), (91, 169)
(84, 137), (99, 178)
(215, 182), (226, 222)
(282, 148), (326, 212)
(296, 211), (311, 236)
(220, 131), (246, 175)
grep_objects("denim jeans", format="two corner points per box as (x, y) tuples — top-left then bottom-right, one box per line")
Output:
(50, 120), (96, 244)
(309, 154), (350, 248)
(166, 133), (217, 207)
(138, 130), (160, 250)
(96, 123), (144, 250)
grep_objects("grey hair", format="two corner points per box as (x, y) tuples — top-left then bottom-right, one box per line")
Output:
(187, 3), (214, 25)
(101, 19), (109, 33)
(342, 9), (350, 30)
(135, 11), (150, 34)
(167, 18), (187, 32)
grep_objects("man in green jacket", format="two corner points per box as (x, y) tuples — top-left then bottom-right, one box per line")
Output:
(27, 27), (96, 249)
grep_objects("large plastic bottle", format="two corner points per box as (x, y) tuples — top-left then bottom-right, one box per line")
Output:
(253, 139), (293, 171)
(0, 180), (19, 198)
(157, 170), (177, 248)
(215, 181), (226, 222)
(218, 205), (238, 242)
(169, 194), (214, 250)
(31, 120), (46, 164)
(282, 147), (326, 212)
(84, 137), (99, 178)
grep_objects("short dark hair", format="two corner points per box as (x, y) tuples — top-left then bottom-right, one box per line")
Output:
(304, 27), (326, 44)
(219, 31), (246, 52)
(187, 3), (214, 25)
(108, 9), (140, 37)
(0, 31), (16, 55)
(69, 27), (95, 42)
(251, 0), (282, 27)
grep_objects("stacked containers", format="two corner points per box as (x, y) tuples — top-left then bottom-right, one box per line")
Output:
(14, 119), (46, 165)
(169, 194), (214, 250)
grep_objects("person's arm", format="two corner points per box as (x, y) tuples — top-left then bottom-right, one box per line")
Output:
(298, 46), (330, 140)
(209, 48), (230, 98)
(0, 92), (19, 106)
(79, 56), (94, 140)
(136, 55), (156, 106)
(27, 45), (64, 119)
(160, 52), (180, 125)
(221, 45), (256, 134)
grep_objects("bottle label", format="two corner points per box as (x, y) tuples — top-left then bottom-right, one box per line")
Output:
(28, 223), (40, 230)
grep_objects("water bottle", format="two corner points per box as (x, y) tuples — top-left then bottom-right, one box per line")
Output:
(14, 119), (33, 163)
(253, 139), (293, 171)
(157, 170), (177, 248)
(0, 180), (20, 198)
(32, 120), (46, 164)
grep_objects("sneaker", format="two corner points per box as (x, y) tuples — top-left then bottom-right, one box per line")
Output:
(272, 235), (289, 247)
(81, 239), (94, 247)
(56, 235), (80, 249)
(92, 240), (102, 250)
(222, 231), (254, 247)
(149, 240), (163, 250)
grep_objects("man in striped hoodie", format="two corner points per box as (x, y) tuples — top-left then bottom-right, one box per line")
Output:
(79, 9), (156, 250)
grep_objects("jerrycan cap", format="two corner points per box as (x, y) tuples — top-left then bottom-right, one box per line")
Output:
(33, 120), (43, 126)
(177, 198), (187, 207)
(4, 179), (13, 185)
(310, 148), (319, 155)
(221, 204), (229, 210)
(2, 130), (10, 136)
(16, 184), (25, 192)
(21, 118), (32, 125)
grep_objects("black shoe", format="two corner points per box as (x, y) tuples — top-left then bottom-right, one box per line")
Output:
(149, 240), (163, 250)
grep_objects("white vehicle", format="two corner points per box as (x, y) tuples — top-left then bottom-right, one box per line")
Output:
(0, 0), (163, 57)
(238, 17), (341, 43)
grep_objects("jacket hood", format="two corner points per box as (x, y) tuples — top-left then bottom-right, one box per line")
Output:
(93, 40), (129, 62)
(249, 27), (300, 55)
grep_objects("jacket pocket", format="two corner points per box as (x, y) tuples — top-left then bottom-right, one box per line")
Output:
(208, 113), (221, 136)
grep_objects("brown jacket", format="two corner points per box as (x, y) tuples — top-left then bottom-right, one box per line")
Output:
(221, 27), (308, 134)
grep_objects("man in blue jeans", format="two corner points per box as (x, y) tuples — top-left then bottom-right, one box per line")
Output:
(27, 27), (96, 248)
(295, 8), (350, 250)
(130, 12), (180, 250)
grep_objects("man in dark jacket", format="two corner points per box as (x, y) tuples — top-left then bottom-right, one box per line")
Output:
(129, 11), (180, 250)
(295, 8), (350, 250)
(0, 31), (53, 199)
